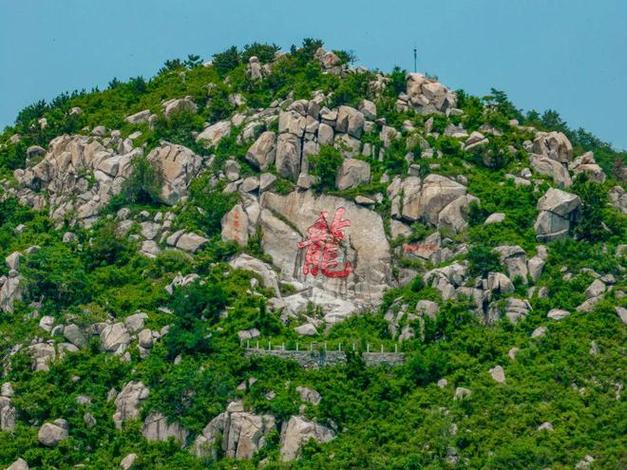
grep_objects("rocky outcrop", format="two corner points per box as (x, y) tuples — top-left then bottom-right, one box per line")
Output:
(100, 322), (131, 355)
(0, 270), (22, 313)
(400, 73), (457, 114)
(534, 188), (581, 241)
(387, 174), (477, 232)
(229, 254), (281, 296)
(609, 186), (627, 214)
(246, 131), (276, 170)
(146, 143), (203, 204)
(530, 154), (572, 187)
(569, 151), (606, 182)
(6, 458), (29, 470)
(163, 97), (197, 119)
(113, 381), (149, 429)
(196, 120), (231, 148)
(336, 158), (370, 190)
(279, 416), (335, 462)
(532, 132), (573, 163)
(38, 419), (69, 447)
(142, 411), (188, 445)
(259, 190), (393, 320)
(12, 134), (139, 226)
(192, 401), (275, 460)
(1, 383), (16, 432)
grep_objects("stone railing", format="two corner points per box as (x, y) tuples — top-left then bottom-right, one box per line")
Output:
(243, 342), (405, 368)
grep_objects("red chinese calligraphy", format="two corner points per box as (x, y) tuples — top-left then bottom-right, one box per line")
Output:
(298, 207), (352, 278)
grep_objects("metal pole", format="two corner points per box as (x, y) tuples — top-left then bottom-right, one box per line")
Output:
(413, 47), (417, 73)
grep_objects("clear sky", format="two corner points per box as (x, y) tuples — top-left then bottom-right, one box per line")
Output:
(1, 0), (626, 149)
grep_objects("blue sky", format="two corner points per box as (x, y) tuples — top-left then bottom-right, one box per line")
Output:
(1, 0), (626, 149)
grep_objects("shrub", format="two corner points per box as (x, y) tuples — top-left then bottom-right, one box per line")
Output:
(309, 145), (343, 191)
(212, 46), (241, 76)
(121, 155), (164, 205)
(164, 280), (227, 359)
(467, 244), (501, 277)
(23, 244), (89, 308)
(241, 42), (281, 63)
(571, 175), (610, 242)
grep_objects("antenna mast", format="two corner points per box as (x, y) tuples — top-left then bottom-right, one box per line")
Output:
(413, 46), (417, 73)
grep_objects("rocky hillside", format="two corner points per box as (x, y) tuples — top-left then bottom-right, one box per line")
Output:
(0, 40), (626, 469)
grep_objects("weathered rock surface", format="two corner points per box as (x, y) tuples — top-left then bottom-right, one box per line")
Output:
(387, 174), (476, 231)
(259, 191), (393, 318)
(279, 415), (335, 462)
(100, 323), (131, 354)
(163, 97), (197, 118)
(13, 134), (140, 226)
(38, 419), (69, 447)
(336, 158), (370, 190)
(534, 188), (581, 241)
(196, 120), (231, 147)
(246, 131), (276, 170)
(113, 381), (149, 429)
(402, 73), (457, 114)
(146, 143), (203, 204)
(532, 132), (573, 163)
(192, 401), (275, 460)
(6, 458), (29, 470)
(142, 411), (188, 445)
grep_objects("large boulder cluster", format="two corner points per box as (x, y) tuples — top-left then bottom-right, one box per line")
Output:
(0, 251), (24, 313)
(529, 131), (606, 187)
(192, 400), (275, 459)
(534, 188), (582, 241)
(9, 135), (208, 226)
(398, 73), (457, 114)
(387, 174), (478, 232)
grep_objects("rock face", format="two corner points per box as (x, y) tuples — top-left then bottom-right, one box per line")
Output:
(0, 271), (23, 313)
(142, 412), (188, 445)
(196, 120), (232, 148)
(192, 401), (275, 460)
(38, 419), (69, 447)
(146, 143), (203, 204)
(12, 134), (139, 226)
(530, 154), (572, 187)
(259, 191), (393, 318)
(569, 151), (606, 182)
(609, 186), (627, 214)
(387, 174), (476, 232)
(534, 188), (581, 241)
(279, 416), (336, 462)
(100, 323), (131, 355)
(402, 73), (457, 113)
(532, 132), (573, 163)
(336, 159), (370, 190)
(163, 97), (197, 118)
(246, 131), (276, 170)
(6, 458), (29, 470)
(229, 254), (280, 296)
(113, 381), (149, 429)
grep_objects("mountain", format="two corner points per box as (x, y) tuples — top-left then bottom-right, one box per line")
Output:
(0, 39), (626, 469)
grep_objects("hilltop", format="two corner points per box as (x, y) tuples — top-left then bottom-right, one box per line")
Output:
(0, 40), (626, 469)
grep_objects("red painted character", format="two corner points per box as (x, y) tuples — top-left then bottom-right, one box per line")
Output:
(298, 207), (352, 278)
